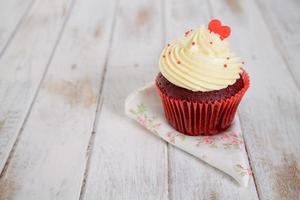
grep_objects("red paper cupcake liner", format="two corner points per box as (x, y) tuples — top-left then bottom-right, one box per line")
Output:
(156, 70), (250, 136)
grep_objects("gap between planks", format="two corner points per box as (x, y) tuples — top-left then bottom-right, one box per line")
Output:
(0, 0), (77, 178)
(207, 0), (261, 199)
(240, 0), (299, 198)
(237, 115), (261, 200)
(253, 0), (300, 92)
(0, 0), (35, 59)
(161, 0), (171, 199)
(78, 0), (120, 198)
(82, 0), (168, 199)
(208, 0), (300, 199)
(206, 0), (261, 198)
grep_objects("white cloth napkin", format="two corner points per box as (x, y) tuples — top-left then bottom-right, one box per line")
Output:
(125, 83), (252, 187)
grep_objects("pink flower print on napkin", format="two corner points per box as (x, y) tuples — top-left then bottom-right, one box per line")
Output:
(166, 132), (176, 144)
(137, 116), (147, 127)
(130, 104), (162, 135)
(196, 136), (218, 148)
(125, 84), (251, 186)
(166, 131), (186, 144)
(234, 164), (253, 177)
(203, 136), (215, 144)
(222, 131), (244, 150)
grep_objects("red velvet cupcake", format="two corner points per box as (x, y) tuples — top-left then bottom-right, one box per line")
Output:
(155, 19), (249, 136)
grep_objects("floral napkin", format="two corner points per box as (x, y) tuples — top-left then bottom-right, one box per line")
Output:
(125, 83), (252, 187)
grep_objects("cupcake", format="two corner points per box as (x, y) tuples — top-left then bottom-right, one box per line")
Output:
(155, 19), (249, 136)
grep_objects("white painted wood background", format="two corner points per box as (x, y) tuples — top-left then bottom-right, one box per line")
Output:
(0, 0), (299, 199)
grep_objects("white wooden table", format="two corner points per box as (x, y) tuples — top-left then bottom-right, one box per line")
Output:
(0, 0), (299, 199)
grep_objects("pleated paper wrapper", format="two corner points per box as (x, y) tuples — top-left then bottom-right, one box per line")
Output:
(156, 71), (250, 136)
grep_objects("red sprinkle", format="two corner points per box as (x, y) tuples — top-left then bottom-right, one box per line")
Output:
(184, 31), (190, 36)
(224, 64), (227, 68)
(177, 61), (181, 64)
(192, 41), (195, 45)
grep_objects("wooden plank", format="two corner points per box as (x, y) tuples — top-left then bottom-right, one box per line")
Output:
(81, 0), (168, 199)
(164, 0), (259, 199)
(254, 0), (300, 87)
(0, 0), (74, 175)
(0, 0), (117, 199)
(209, 0), (300, 199)
(0, 0), (33, 56)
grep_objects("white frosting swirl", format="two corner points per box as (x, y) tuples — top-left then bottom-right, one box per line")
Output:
(159, 26), (243, 92)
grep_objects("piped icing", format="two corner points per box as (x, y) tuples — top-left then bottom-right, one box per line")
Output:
(159, 23), (243, 92)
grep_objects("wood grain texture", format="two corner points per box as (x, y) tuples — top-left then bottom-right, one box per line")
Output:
(0, 0), (117, 199)
(164, 0), (258, 199)
(0, 0), (74, 175)
(81, 0), (168, 199)
(209, 0), (300, 199)
(254, 0), (300, 87)
(0, 0), (298, 199)
(0, 0), (33, 56)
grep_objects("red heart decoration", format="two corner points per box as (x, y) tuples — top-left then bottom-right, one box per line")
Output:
(208, 19), (231, 40)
